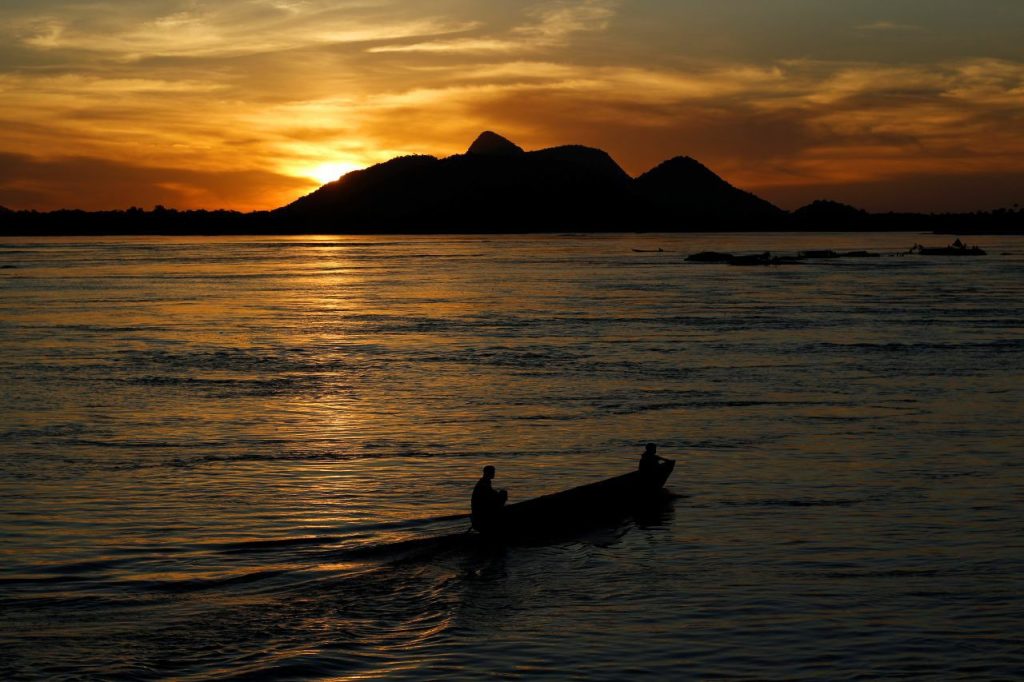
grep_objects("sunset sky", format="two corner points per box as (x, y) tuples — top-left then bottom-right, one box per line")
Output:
(2, 0), (1022, 213)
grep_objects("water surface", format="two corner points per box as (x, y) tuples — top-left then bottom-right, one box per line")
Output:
(2, 233), (1022, 678)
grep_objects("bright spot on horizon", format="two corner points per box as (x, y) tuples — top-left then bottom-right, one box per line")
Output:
(306, 161), (363, 184)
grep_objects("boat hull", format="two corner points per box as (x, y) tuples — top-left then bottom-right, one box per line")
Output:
(478, 460), (675, 539)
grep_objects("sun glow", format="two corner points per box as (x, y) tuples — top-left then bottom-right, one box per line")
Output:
(306, 161), (363, 184)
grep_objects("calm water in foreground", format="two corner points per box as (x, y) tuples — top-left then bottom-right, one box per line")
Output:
(1, 233), (1022, 679)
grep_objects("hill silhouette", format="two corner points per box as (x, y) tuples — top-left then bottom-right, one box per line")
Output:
(635, 156), (784, 225)
(467, 130), (525, 156)
(273, 131), (782, 231)
(791, 199), (870, 229)
(2, 131), (1023, 234)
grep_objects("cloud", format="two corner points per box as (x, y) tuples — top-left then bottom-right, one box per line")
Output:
(367, 37), (520, 54)
(0, 152), (311, 211)
(855, 21), (924, 32)
(6, 52), (1023, 211)
(1, 2), (1022, 212)
(755, 170), (1024, 213)
(369, 0), (617, 53)
(323, 57), (1024, 206)
(6, 1), (477, 60)
(516, 0), (617, 41)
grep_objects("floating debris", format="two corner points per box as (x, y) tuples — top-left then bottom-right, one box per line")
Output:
(910, 238), (986, 256)
(685, 248), (909, 264)
(685, 251), (733, 263)
(728, 252), (773, 266)
(798, 249), (840, 259)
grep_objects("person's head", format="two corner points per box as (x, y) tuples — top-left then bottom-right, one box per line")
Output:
(644, 443), (657, 455)
(483, 465), (495, 479)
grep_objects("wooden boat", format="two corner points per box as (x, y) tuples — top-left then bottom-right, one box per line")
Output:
(475, 460), (675, 538)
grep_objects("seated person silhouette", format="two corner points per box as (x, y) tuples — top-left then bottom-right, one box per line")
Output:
(638, 443), (668, 474)
(471, 465), (508, 533)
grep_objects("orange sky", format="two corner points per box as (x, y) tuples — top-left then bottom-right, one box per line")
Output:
(1, 1), (1022, 213)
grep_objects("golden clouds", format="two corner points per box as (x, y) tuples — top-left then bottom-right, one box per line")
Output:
(855, 21), (924, 33)
(369, 0), (617, 53)
(10, 2), (477, 60)
(0, 152), (310, 212)
(1, 1), (1022, 211)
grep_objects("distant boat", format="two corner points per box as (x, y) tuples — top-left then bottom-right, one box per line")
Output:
(478, 460), (675, 539)
(910, 239), (986, 256)
(632, 248), (665, 253)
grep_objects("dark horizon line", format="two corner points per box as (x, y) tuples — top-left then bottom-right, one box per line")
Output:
(4, 200), (1024, 217)
(2, 204), (1024, 237)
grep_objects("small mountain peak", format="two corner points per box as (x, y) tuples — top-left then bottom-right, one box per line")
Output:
(467, 131), (524, 156)
(638, 155), (730, 187)
(658, 155), (715, 175)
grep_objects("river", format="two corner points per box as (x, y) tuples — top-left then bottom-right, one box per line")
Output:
(1, 232), (1022, 679)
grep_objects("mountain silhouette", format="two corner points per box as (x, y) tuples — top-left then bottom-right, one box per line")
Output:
(791, 199), (870, 229)
(5, 131), (1024, 235)
(273, 132), (783, 231)
(467, 130), (525, 156)
(635, 156), (784, 224)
